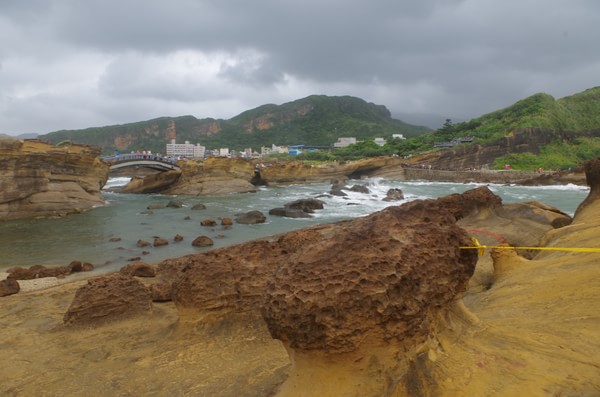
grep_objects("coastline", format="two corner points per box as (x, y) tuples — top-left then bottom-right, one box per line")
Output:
(1, 159), (597, 396)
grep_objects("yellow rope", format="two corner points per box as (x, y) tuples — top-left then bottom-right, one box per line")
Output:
(459, 237), (600, 256)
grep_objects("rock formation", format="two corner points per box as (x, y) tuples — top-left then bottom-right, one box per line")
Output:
(63, 273), (153, 326)
(120, 170), (182, 194)
(0, 138), (109, 220)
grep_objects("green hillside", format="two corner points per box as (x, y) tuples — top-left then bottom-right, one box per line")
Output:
(39, 95), (430, 154)
(434, 86), (600, 142)
(411, 86), (600, 170)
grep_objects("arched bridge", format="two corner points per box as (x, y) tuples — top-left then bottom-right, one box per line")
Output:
(102, 154), (181, 171)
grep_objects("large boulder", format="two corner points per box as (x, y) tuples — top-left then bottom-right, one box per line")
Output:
(262, 200), (478, 354)
(283, 198), (325, 213)
(235, 210), (267, 224)
(63, 274), (152, 326)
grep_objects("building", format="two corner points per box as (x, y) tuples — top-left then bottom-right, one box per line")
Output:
(373, 137), (387, 146)
(333, 137), (357, 148)
(219, 148), (230, 157)
(392, 134), (406, 140)
(166, 140), (205, 158)
(193, 144), (206, 158)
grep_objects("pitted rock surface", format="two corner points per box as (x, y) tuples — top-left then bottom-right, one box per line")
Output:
(262, 200), (478, 353)
(63, 274), (152, 326)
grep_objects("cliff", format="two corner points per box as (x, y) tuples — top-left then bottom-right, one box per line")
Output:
(0, 139), (109, 221)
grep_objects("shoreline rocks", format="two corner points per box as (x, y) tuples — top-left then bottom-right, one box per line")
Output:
(0, 138), (109, 221)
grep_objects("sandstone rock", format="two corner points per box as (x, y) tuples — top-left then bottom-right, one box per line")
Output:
(150, 280), (172, 302)
(262, 200), (478, 354)
(0, 139), (109, 221)
(221, 217), (233, 226)
(68, 261), (83, 272)
(166, 200), (184, 208)
(7, 265), (70, 280)
(82, 262), (94, 272)
(153, 237), (169, 247)
(63, 274), (153, 326)
(349, 184), (370, 194)
(575, 157), (600, 217)
(235, 210), (266, 224)
(174, 234), (184, 242)
(191, 236), (214, 247)
(382, 187), (404, 201)
(120, 261), (156, 277)
(191, 203), (207, 210)
(201, 219), (217, 227)
(121, 170), (182, 194)
(183, 216), (191, 220)
(137, 239), (151, 247)
(0, 278), (20, 297)
(147, 203), (165, 210)
(268, 207), (313, 218)
(283, 198), (324, 213)
(108, 237), (122, 242)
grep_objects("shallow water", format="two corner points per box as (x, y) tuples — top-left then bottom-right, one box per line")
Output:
(0, 178), (588, 273)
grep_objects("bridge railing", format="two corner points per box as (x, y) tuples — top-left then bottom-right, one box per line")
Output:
(101, 154), (179, 164)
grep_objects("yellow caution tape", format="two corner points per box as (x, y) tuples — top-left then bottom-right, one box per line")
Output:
(459, 237), (600, 256)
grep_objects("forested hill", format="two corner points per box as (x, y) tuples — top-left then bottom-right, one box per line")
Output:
(437, 86), (600, 142)
(415, 86), (600, 170)
(39, 95), (430, 154)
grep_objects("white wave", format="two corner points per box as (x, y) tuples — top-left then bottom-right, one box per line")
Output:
(104, 177), (131, 189)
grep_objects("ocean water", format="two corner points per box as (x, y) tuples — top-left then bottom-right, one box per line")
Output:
(0, 177), (589, 274)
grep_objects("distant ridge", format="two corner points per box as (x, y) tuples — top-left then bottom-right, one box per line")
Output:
(39, 95), (430, 154)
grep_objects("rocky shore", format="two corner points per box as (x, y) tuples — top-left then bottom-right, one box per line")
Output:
(120, 155), (585, 195)
(1, 156), (599, 396)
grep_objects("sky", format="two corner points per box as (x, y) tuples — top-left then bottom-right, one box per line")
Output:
(1, 0), (599, 135)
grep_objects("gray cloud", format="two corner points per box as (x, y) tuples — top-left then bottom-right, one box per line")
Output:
(1, 0), (599, 134)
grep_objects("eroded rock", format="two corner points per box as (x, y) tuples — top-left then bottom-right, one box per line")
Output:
(262, 200), (478, 354)
(119, 261), (156, 278)
(63, 274), (152, 326)
(0, 278), (20, 297)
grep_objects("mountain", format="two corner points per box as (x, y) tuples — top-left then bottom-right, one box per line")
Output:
(0, 133), (39, 139)
(39, 95), (430, 155)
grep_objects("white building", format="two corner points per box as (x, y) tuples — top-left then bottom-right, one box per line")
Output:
(166, 139), (205, 158)
(261, 146), (272, 156)
(219, 148), (230, 157)
(193, 144), (206, 158)
(392, 134), (406, 140)
(373, 137), (387, 146)
(333, 137), (357, 148)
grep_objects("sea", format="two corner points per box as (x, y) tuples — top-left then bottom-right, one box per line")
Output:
(0, 177), (589, 274)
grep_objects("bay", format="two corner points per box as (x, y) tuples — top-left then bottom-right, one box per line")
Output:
(0, 177), (588, 274)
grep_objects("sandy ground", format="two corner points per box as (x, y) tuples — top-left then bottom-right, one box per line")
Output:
(0, 275), (290, 397)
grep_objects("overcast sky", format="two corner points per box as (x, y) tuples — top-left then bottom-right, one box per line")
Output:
(1, 0), (599, 135)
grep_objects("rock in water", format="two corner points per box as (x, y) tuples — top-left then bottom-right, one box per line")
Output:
(235, 210), (266, 224)
(63, 274), (152, 326)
